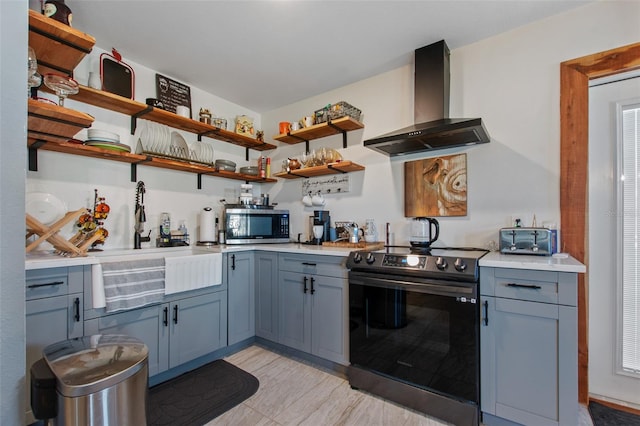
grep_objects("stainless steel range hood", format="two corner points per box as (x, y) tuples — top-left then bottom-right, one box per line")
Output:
(364, 40), (489, 156)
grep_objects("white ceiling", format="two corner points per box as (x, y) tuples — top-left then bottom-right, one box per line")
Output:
(69, 1), (591, 113)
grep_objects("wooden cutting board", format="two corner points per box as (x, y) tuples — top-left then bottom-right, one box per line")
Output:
(322, 241), (384, 250)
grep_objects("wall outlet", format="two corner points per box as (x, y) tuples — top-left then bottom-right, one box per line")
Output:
(509, 213), (532, 227)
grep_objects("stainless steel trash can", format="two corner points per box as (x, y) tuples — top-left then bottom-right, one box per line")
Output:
(32, 334), (148, 426)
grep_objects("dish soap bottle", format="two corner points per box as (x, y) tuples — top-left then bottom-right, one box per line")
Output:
(160, 212), (171, 240)
(178, 220), (189, 245)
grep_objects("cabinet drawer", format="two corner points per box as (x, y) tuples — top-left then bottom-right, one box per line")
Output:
(494, 269), (558, 304)
(278, 253), (346, 278)
(26, 269), (68, 300)
(26, 266), (84, 300)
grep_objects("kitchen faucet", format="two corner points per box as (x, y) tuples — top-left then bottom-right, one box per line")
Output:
(134, 181), (150, 249)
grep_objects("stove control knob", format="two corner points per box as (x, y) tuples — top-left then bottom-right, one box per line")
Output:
(454, 258), (467, 272)
(366, 253), (376, 264)
(435, 257), (448, 270)
(352, 252), (363, 263)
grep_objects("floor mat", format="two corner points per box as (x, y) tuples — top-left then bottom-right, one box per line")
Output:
(148, 359), (259, 426)
(589, 401), (640, 426)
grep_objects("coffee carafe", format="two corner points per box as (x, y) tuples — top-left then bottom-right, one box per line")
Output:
(410, 217), (439, 251)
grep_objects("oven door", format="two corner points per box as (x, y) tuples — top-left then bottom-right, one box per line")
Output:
(349, 271), (479, 404)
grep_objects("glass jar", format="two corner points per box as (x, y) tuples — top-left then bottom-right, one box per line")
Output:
(364, 219), (377, 242)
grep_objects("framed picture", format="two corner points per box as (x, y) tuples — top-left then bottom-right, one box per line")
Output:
(404, 153), (467, 217)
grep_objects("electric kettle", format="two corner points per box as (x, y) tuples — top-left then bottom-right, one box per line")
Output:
(410, 217), (439, 249)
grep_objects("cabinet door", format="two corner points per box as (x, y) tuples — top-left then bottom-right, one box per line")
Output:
(481, 296), (567, 426)
(310, 275), (347, 364)
(168, 291), (227, 368)
(227, 252), (255, 345)
(255, 251), (279, 341)
(279, 271), (311, 352)
(26, 295), (76, 423)
(84, 304), (169, 377)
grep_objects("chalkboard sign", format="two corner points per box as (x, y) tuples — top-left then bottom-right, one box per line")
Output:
(155, 74), (192, 117)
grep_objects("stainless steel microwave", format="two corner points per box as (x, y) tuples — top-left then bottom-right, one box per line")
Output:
(223, 208), (290, 244)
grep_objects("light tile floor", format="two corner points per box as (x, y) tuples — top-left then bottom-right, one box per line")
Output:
(206, 345), (593, 426)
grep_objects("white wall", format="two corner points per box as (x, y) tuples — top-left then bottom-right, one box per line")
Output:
(1, 1), (27, 424)
(263, 1), (640, 249)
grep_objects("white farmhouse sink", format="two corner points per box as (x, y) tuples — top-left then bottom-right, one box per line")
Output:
(164, 251), (222, 295)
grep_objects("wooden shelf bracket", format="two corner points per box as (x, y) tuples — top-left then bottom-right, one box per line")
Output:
(326, 120), (348, 148)
(327, 163), (348, 173)
(28, 139), (47, 172)
(130, 156), (152, 182)
(130, 105), (154, 135)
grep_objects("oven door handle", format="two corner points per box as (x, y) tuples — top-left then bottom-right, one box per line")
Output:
(349, 274), (475, 299)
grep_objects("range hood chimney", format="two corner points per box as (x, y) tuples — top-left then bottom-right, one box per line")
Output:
(364, 40), (489, 156)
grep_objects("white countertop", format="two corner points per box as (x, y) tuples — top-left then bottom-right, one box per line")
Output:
(479, 251), (586, 273)
(27, 244), (587, 273)
(25, 243), (353, 270)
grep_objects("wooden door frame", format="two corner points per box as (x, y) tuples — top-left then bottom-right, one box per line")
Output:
(560, 41), (640, 404)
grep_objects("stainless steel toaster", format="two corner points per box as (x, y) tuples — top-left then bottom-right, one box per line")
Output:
(499, 227), (556, 256)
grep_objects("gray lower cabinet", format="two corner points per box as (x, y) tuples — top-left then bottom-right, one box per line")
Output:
(85, 303), (167, 376)
(255, 251), (279, 341)
(84, 290), (227, 377)
(25, 266), (85, 424)
(227, 251), (255, 345)
(278, 254), (348, 365)
(167, 291), (227, 367)
(480, 267), (578, 426)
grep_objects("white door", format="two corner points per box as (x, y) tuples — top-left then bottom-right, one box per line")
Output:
(588, 72), (640, 407)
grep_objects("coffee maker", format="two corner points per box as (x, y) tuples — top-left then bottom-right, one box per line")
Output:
(313, 210), (330, 244)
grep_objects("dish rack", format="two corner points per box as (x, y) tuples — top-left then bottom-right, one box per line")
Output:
(135, 140), (212, 166)
(314, 101), (362, 124)
(26, 208), (102, 257)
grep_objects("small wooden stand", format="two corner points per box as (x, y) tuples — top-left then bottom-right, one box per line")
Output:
(322, 241), (385, 250)
(26, 208), (101, 257)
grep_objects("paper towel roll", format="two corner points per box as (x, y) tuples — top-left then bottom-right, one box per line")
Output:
(199, 207), (216, 242)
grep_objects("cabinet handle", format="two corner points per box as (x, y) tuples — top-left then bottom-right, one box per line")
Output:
(27, 280), (64, 289)
(310, 277), (315, 295)
(163, 307), (168, 327)
(73, 297), (80, 322)
(302, 262), (316, 266)
(303, 276), (308, 294)
(506, 283), (542, 290)
(173, 305), (178, 324)
(483, 300), (489, 326)
(231, 254), (236, 270)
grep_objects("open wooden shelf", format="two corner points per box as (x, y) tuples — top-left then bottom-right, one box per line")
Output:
(273, 116), (364, 145)
(71, 85), (277, 151)
(273, 160), (364, 179)
(27, 98), (94, 142)
(27, 10), (364, 185)
(27, 138), (277, 184)
(28, 10), (95, 76)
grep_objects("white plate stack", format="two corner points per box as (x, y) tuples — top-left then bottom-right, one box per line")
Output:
(85, 129), (131, 152)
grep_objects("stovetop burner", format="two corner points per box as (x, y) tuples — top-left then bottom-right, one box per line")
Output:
(346, 246), (489, 282)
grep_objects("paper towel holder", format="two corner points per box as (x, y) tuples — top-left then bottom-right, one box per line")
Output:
(197, 206), (218, 246)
